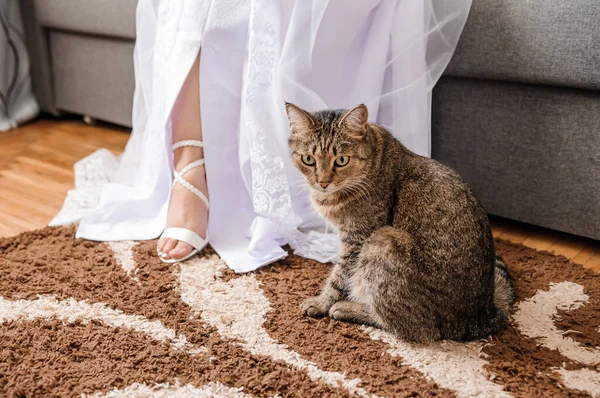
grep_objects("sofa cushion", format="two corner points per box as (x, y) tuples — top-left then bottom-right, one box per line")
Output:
(51, 31), (134, 127)
(33, 0), (136, 40)
(432, 77), (600, 240)
(446, 0), (600, 91)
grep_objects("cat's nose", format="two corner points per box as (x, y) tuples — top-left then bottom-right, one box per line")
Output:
(319, 182), (329, 189)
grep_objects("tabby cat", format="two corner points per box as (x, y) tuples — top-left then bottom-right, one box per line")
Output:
(286, 103), (514, 343)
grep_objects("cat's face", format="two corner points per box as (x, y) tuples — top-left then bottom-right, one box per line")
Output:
(286, 103), (372, 195)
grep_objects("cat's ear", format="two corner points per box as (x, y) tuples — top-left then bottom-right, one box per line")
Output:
(285, 102), (315, 134)
(338, 104), (368, 136)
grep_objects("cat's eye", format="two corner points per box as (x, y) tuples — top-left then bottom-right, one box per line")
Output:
(301, 155), (316, 166)
(335, 156), (350, 167)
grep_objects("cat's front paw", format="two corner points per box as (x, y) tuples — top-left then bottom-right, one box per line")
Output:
(300, 297), (328, 318)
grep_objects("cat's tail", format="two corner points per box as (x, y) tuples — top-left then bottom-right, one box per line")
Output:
(462, 256), (514, 341)
(493, 256), (515, 318)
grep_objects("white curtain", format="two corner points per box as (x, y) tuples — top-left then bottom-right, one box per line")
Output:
(51, 0), (471, 272)
(0, 0), (39, 132)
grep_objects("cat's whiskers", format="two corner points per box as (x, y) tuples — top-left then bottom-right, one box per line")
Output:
(357, 177), (377, 197)
(339, 184), (359, 199)
(291, 183), (309, 194)
(339, 180), (362, 197)
(347, 183), (366, 200)
(361, 182), (376, 199)
(341, 184), (367, 202)
(289, 177), (312, 197)
(344, 177), (374, 201)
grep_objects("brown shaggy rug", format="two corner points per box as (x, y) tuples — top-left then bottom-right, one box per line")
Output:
(1, 226), (599, 397)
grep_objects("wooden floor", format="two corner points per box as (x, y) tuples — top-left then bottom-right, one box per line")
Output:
(1, 118), (599, 271)
(0, 118), (128, 236)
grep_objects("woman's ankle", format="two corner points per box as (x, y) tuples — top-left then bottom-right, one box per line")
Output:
(174, 146), (204, 169)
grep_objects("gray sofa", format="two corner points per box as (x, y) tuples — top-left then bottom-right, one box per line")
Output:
(432, 0), (600, 240)
(23, 1), (600, 240)
(22, 0), (136, 127)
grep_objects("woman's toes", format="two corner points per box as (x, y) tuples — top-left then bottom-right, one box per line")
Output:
(157, 238), (168, 255)
(169, 241), (194, 260)
(160, 239), (178, 259)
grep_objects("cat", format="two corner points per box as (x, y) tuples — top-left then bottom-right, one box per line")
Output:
(286, 102), (514, 343)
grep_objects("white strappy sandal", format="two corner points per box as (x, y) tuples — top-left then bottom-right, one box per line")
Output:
(159, 139), (209, 264)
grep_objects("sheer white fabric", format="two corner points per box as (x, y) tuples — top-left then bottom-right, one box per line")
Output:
(51, 0), (471, 272)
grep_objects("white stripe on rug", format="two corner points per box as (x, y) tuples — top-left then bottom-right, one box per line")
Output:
(556, 368), (600, 398)
(513, 281), (600, 366)
(364, 327), (510, 398)
(178, 255), (377, 398)
(0, 295), (205, 355)
(106, 241), (139, 282)
(86, 381), (252, 398)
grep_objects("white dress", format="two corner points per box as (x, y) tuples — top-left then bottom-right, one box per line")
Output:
(51, 0), (472, 273)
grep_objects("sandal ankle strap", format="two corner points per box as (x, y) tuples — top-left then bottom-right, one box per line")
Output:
(173, 170), (210, 209)
(171, 140), (209, 209)
(178, 159), (205, 177)
(172, 140), (203, 151)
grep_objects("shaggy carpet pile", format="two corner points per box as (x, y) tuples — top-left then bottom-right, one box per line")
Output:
(1, 226), (599, 397)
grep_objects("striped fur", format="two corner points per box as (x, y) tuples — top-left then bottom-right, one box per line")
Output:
(287, 103), (515, 343)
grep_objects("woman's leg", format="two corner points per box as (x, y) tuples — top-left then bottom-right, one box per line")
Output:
(157, 51), (208, 260)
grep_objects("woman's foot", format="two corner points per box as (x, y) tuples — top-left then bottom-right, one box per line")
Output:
(157, 145), (208, 261)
